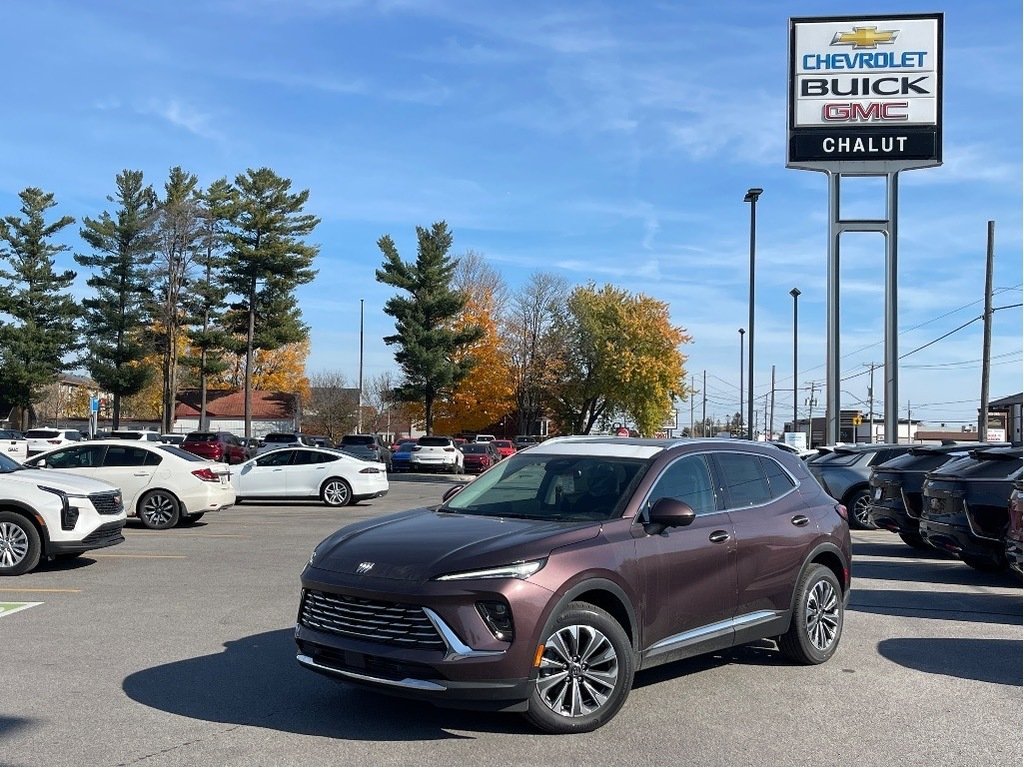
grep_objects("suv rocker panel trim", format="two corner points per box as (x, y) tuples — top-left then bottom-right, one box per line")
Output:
(644, 610), (784, 658)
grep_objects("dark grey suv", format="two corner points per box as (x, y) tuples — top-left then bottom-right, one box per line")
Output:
(296, 436), (851, 733)
(807, 444), (913, 529)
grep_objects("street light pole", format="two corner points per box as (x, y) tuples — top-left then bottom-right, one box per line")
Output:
(790, 287), (800, 432)
(357, 298), (364, 434)
(743, 187), (762, 441)
(738, 327), (745, 437)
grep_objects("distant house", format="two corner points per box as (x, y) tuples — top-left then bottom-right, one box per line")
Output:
(173, 390), (300, 437)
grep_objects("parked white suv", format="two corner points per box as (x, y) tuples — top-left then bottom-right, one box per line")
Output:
(0, 429), (28, 462)
(409, 435), (464, 473)
(25, 427), (83, 457)
(0, 453), (126, 575)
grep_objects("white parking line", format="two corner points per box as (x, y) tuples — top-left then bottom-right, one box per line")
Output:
(0, 602), (43, 618)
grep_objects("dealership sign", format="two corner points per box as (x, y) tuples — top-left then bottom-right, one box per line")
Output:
(788, 13), (942, 170)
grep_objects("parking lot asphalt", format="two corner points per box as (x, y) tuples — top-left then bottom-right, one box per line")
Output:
(1, 475), (1021, 767)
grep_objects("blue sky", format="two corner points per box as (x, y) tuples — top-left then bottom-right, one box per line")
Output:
(1, 0), (1020, 433)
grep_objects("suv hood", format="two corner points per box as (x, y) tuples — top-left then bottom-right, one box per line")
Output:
(310, 508), (601, 582)
(3, 467), (119, 494)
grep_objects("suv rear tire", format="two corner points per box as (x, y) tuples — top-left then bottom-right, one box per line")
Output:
(0, 511), (41, 576)
(524, 601), (634, 734)
(778, 564), (844, 665)
(846, 489), (876, 530)
(321, 478), (353, 507)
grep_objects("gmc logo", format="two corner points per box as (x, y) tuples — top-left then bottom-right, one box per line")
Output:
(822, 102), (909, 122)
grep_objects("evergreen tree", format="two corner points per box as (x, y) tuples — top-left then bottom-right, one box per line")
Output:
(0, 188), (80, 429)
(153, 166), (202, 433)
(75, 170), (158, 429)
(181, 178), (232, 429)
(222, 168), (319, 437)
(375, 221), (484, 434)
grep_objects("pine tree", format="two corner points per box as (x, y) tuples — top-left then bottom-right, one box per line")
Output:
(154, 166), (202, 433)
(181, 177), (232, 429)
(0, 188), (80, 430)
(375, 221), (484, 434)
(222, 168), (319, 437)
(75, 170), (158, 429)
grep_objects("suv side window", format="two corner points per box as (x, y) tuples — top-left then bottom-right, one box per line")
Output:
(646, 454), (718, 516)
(760, 456), (796, 497)
(714, 452), (772, 508)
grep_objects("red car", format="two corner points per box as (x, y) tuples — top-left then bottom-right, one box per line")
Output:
(181, 431), (248, 464)
(492, 439), (516, 459)
(460, 442), (498, 474)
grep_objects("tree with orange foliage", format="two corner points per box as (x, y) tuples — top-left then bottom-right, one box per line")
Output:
(213, 339), (311, 401)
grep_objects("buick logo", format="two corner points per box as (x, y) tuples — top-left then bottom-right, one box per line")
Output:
(356, 562), (375, 575)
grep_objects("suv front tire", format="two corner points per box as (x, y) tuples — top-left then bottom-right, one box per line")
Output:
(0, 510), (41, 576)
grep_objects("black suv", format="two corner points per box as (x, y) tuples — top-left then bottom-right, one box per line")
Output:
(806, 444), (913, 529)
(867, 443), (998, 550)
(919, 444), (1023, 571)
(339, 434), (392, 471)
(296, 436), (851, 733)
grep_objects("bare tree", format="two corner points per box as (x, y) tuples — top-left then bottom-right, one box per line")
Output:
(506, 272), (568, 435)
(305, 370), (359, 440)
(453, 249), (507, 313)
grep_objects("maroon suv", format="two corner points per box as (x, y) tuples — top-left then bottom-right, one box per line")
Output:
(296, 436), (851, 733)
(181, 431), (248, 464)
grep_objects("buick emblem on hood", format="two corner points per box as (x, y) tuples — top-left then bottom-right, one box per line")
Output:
(356, 562), (375, 575)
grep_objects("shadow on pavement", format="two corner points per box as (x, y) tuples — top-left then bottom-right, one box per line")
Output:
(877, 638), (1023, 686)
(854, 559), (1021, 588)
(853, 539), (954, 560)
(850, 588), (1022, 625)
(633, 640), (788, 690)
(122, 628), (532, 740)
(0, 715), (33, 739)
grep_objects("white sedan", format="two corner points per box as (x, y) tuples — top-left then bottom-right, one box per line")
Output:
(233, 447), (388, 507)
(24, 441), (234, 530)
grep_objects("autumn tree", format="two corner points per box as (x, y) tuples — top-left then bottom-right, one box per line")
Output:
(0, 188), (80, 430)
(433, 252), (513, 435)
(549, 284), (689, 436)
(505, 272), (568, 436)
(375, 221), (483, 434)
(222, 168), (319, 437)
(214, 340), (311, 401)
(75, 170), (158, 429)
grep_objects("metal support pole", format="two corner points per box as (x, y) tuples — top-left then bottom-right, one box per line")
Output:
(744, 188), (762, 441)
(769, 365), (776, 440)
(702, 370), (707, 437)
(884, 172), (900, 443)
(826, 173), (841, 445)
(738, 328), (745, 436)
(358, 298), (365, 434)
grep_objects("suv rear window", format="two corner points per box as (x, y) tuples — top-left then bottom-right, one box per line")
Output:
(264, 433), (298, 443)
(186, 432), (219, 441)
(418, 436), (452, 447)
(26, 429), (59, 438)
(341, 435), (374, 446)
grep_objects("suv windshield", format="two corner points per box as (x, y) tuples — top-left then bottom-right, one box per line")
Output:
(264, 434), (298, 443)
(444, 453), (646, 522)
(419, 436), (452, 447)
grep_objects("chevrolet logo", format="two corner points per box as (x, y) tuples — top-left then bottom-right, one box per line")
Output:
(831, 26), (898, 49)
(355, 562), (374, 574)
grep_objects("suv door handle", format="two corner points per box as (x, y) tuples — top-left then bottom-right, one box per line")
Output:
(133, 472), (151, 477)
(791, 515), (810, 527)
(708, 530), (730, 543)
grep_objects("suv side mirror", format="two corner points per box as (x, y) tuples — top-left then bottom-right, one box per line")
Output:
(647, 497), (696, 530)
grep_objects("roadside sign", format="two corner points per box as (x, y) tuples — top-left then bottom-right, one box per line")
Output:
(0, 602), (42, 618)
(783, 431), (808, 451)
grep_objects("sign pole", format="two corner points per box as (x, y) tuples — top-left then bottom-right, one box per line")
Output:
(884, 171), (900, 443)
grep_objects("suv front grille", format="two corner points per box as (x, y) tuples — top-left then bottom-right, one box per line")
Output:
(299, 590), (446, 651)
(89, 491), (124, 516)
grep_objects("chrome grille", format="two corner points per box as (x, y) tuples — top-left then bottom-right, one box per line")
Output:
(299, 590), (445, 651)
(89, 491), (124, 516)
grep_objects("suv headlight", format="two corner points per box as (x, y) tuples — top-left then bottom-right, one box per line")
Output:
(434, 559), (545, 581)
(38, 485), (88, 531)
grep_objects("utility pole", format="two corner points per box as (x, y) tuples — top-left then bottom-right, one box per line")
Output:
(805, 381), (819, 446)
(979, 220), (995, 441)
(357, 298), (364, 434)
(689, 374), (695, 437)
(701, 370), (707, 437)
(907, 399), (912, 444)
(763, 393), (769, 440)
(864, 364), (880, 448)
(769, 365), (776, 439)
